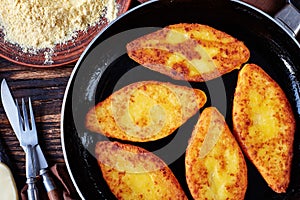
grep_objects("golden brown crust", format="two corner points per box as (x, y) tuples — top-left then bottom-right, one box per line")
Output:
(86, 81), (207, 142)
(232, 63), (295, 193)
(185, 107), (247, 200)
(127, 23), (250, 82)
(95, 141), (187, 200)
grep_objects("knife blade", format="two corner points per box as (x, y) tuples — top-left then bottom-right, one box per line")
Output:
(1, 79), (61, 200)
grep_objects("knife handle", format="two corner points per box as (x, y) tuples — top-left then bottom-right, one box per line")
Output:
(27, 178), (39, 200)
(40, 169), (62, 200)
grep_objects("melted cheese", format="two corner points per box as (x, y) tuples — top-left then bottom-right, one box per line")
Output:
(203, 148), (240, 199)
(248, 90), (278, 141)
(166, 30), (189, 44)
(165, 30), (217, 77)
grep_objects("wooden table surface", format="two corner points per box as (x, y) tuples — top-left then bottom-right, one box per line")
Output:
(0, 0), (299, 198)
(0, 61), (74, 191)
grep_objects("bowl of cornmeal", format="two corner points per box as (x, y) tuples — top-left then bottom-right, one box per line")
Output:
(0, 0), (132, 67)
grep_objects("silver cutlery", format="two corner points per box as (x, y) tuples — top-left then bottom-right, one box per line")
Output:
(16, 98), (39, 200)
(1, 79), (61, 200)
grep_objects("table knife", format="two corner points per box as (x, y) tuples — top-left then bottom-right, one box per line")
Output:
(1, 79), (61, 200)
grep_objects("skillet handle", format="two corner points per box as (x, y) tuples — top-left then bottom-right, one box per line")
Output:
(241, 0), (300, 39)
(275, 0), (300, 37)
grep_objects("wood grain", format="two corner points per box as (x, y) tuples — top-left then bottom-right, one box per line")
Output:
(0, 58), (73, 192)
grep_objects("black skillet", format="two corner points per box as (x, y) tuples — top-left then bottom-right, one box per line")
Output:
(61, 0), (300, 199)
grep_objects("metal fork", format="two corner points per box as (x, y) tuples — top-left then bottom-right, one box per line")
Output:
(16, 97), (39, 200)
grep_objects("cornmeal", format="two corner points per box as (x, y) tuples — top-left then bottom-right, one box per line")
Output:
(0, 0), (118, 50)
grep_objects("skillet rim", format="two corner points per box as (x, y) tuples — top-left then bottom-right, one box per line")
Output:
(61, 0), (300, 199)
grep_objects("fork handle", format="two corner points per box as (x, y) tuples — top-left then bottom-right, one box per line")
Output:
(25, 145), (39, 200)
(27, 178), (39, 200)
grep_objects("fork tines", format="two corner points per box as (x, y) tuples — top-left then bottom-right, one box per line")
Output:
(15, 97), (35, 131)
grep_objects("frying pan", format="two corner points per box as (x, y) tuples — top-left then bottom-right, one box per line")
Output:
(61, 0), (300, 199)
